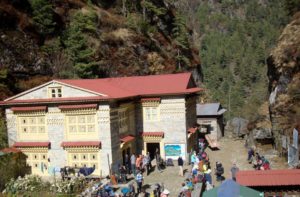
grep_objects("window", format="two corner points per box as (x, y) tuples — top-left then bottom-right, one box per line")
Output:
(119, 109), (128, 130)
(144, 107), (159, 121)
(68, 152), (99, 170)
(67, 115), (96, 133)
(19, 116), (46, 134)
(49, 87), (62, 98)
(24, 152), (48, 172)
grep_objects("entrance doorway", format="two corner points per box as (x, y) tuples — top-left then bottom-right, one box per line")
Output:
(146, 143), (160, 160)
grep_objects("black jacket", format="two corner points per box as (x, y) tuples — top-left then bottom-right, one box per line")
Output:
(178, 157), (184, 166)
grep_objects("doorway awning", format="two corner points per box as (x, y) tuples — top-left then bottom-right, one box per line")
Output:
(141, 132), (164, 137)
(120, 135), (135, 143)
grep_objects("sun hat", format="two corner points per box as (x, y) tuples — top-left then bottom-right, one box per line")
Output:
(162, 189), (170, 195)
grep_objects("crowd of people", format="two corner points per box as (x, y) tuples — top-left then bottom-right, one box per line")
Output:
(91, 139), (272, 197)
(247, 148), (271, 170)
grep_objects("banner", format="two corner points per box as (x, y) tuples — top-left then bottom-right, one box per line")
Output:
(165, 144), (186, 160)
(288, 144), (299, 167)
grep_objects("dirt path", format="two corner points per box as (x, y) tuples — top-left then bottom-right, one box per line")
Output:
(206, 135), (288, 187)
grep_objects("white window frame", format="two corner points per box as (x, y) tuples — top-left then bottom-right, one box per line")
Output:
(143, 106), (160, 121)
(48, 87), (62, 98)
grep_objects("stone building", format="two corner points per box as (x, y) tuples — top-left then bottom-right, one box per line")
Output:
(0, 73), (201, 176)
(196, 103), (226, 147)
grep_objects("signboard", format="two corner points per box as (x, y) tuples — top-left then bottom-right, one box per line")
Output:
(293, 129), (299, 149)
(282, 135), (287, 149)
(164, 144), (186, 160)
(288, 144), (299, 167)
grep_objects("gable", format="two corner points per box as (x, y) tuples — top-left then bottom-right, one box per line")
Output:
(6, 81), (103, 101)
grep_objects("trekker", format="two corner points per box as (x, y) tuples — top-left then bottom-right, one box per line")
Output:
(125, 153), (130, 174)
(131, 153), (136, 176)
(215, 162), (224, 182)
(230, 163), (239, 181)
(155, 152), (163, 172)
(178, 156), (184, 176)
(247, 148), (255, 163)
(136, 170), (143, 193)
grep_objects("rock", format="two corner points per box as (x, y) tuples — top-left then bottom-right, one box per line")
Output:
(226, 117), (249, 137)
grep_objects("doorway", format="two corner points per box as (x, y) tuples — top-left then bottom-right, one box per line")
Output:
(146, 143), (160, 160)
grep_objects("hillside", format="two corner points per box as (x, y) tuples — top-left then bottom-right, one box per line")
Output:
(0, 0), (202, 100)
(268, 12), (300, 149)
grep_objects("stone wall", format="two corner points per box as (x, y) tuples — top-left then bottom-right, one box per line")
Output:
(47, 106), (66, 168)
(5, 108), (17, 147)
(137, 97), (188, 158)
(98, 104), (113, 176)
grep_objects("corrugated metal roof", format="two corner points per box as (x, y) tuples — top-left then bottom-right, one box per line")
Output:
(56, 73), (201, 99)
(197, 103), (226, 116)
(237, 169), (300, 186)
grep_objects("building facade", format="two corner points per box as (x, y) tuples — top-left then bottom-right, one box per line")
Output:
(1, 73), (201, 177)
(196, 103), (226, 147)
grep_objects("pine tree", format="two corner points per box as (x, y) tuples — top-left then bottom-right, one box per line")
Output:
(29, 0), (56, 35)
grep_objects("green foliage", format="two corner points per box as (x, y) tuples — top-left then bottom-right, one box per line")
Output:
(29, 0), (56, 35)
(0, 115), (7, 150)
(63, 10), (99, 78)
(0, 152), (30, 191)
(3, 175), (86, 196)
(172, 14), (189, 49)
(198, 0), (288, 119)
(141, 0), (167, 16)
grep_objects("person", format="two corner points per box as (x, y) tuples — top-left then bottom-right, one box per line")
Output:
(160, 189), (170, 197)
(204, 168), (212, 184)
(136, 154), (142, 171)
(190, 151), (196, 166)
(119, 165), (127, 183)
(125, 153), (130, 174)
(155, 152), (163, 172)
(215, 162), (224, 182)
(143, 154), (150, 175)
(230, 163), (239, 181)
(178, 156), (184, 176)
(247, 148), (255, 163)
(131, 153), (136, 176)
(136, 170), (143, 193)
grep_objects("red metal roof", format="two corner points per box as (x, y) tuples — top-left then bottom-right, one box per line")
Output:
(1, 73), (202, 105)
(11, 106), (47, 112)
(141, 132), (164, 137)
(61, 141), (101, 147)
(56, 73), (201, 99)
(237, 169), (300, 186)
(13, 142), (50, 147)
(120, 135), (135, 143)
(0, 147), (22, 153)
(59, 104), (97, 110)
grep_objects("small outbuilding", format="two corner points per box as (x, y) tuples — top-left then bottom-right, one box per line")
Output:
(196, 103), (226, 147)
